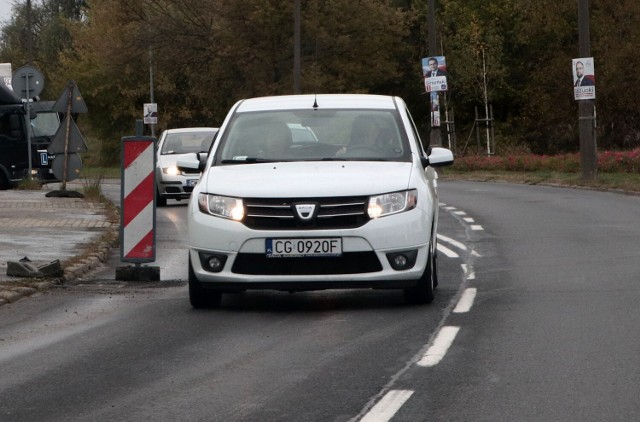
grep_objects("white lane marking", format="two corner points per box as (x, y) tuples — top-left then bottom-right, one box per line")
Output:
(359, 390), (414, 422)
(439, 235), (482, 259)
(453, 210), (466, 215)
(463, 217), (474, 223)
(437, 234), (467, 251)
(460, 264), (476, 279)
(417, 326), (460, 367)
(460, 264), (470, 280)
(436, 243), (458, 258)
(471, 225), (484, 231)
(453, 288), (477, 313)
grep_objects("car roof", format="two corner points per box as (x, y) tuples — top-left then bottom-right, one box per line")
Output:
(235, 94), (400, 113)
(163, 127), (219, 134)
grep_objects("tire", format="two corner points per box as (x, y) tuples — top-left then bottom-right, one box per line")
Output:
(404, 241), (436, 305)
(0, 172), (10, 190)
(156, 188), (167, 207)
(188, 255), (222, 308)
(433, 247), (439, 289)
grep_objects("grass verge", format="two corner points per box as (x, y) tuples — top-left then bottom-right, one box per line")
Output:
(442, 169), (640, 194)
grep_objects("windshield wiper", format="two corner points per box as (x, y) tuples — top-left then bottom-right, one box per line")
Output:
(220, 158), (287, 164)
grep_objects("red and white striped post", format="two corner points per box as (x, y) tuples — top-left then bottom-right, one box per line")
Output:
(120, 136), (156, 264)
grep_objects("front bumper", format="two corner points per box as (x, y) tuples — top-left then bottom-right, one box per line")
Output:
(157, 174), (200, 199)
(188, 206), (432, 288)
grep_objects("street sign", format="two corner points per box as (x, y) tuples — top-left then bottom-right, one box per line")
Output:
(47, 115), (88, 154)
(120, 136), (157, 263)
(53, 81), (88, 113)
(12, 66), (44, 99)
(51, 153), (82, 181)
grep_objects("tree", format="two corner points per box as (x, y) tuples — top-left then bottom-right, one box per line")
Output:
(57, 0), (414, 164)
(6, 0), (640, 159)
(0, 0), (87, 99)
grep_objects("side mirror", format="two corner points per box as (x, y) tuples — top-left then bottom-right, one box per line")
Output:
(197, 152), (208, 171)
(177, 153), (206, 173)
(426, 147), (454, 167)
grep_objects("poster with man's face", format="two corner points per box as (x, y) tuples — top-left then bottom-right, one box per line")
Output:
(573, 57), (595, 100)
(144, 103), (158, 124)
(422, 56), (448, 92)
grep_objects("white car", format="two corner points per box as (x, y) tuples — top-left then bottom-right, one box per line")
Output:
(184, 94), (453, 307)
(155, 127), (218, 206)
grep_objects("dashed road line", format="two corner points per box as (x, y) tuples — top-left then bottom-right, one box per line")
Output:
(453, 288), (477, 313)
(436, 242), (458, 258)
(417, 326), (461, 367)
(437, 233), (467, 251)
(359, 390), (414, 422)
(461, 264), (476, 280)
(355, 204), (483, 421)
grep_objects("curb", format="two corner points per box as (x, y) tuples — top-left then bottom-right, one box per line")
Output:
(0, 204), (119, 307)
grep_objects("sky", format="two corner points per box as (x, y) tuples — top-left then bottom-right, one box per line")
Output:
(1, 0), (17, 28)
(1, 1), (49, 29)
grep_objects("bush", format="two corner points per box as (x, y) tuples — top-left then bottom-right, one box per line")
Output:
(452, 149), (640, 174)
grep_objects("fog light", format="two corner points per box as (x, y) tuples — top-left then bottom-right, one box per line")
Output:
(208, 257), (224, 272)
(386, 250), (418, 271)
(394, 255), (408, 268)
(199, 253), (227, 273)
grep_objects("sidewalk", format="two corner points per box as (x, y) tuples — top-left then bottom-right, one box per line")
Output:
(0, 181), (118, 306)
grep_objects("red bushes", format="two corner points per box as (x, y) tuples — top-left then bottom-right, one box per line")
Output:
(453, 149), (640, 174)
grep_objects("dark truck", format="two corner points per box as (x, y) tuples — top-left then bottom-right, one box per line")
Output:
(0, 83), (61, 189)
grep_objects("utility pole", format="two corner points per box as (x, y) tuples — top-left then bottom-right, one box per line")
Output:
(428, 0), (442, 147)
(149, 48), (155, 137)
(293, 0), (301, 94)
(578, 0), (596, 180)
(26, 0), (33, 65)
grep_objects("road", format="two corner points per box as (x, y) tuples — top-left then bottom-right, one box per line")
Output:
(1, 180), (639, 421)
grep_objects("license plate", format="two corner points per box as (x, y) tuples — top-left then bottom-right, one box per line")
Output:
(187, 179), (198, 187)
(266, 238), (342, 258)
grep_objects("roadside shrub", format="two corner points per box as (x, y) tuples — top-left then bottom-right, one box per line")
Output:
(452, 149), (640, 174)
(598, 149), (640, 174)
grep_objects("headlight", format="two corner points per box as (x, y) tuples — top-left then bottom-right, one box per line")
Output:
(198, 194), (244, 221)
(367, 189), (417, 219)
(163, 166), (180, 176)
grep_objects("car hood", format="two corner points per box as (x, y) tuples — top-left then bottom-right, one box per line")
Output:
(201, 161), (414, 197)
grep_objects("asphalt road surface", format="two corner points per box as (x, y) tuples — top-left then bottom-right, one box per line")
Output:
(1, 180), (639, 421)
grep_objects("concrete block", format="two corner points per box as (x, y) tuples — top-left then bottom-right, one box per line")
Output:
(6, 260), (64, 278)
(6, 261), (43, 278)
(38, 260), (63, 277)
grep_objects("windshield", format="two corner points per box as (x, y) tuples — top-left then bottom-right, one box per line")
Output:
(30, 111), (60, 137)
(161, 130), (218, 155)
(215, 109), (410, 164)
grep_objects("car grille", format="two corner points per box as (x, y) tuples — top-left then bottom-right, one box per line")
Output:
(243, 196), (370, 230)
(232, 252), (382, 275)
(182, 168), (201, 175)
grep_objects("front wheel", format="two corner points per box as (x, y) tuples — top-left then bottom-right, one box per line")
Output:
(156, 188), (167, 207)
(403, 246), (436, 305)
(0, 172), (10, 190)
(188, 255), (222, 308)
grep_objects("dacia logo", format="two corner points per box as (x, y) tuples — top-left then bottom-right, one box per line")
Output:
(294, 204), (316, 221)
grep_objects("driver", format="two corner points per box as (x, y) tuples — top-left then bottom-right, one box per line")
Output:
(349, 115), (379, 148)
(257, 121), (293, 158)
(336, 115), (380, 156)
